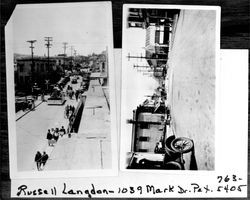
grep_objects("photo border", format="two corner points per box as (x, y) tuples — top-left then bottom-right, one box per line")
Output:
(6, 1), (118, 179)
(120, 4), (221, 173)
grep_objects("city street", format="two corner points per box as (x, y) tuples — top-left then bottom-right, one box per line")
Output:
(16, 76), (82, 171)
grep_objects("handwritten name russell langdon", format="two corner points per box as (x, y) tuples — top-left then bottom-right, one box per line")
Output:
(16, 181), (247, 198)
(16, 183), (115, 198)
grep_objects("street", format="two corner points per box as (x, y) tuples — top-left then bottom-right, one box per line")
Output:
(16, 74), (111, 171)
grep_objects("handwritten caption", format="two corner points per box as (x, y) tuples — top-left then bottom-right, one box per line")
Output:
(16, 175), (246, 198)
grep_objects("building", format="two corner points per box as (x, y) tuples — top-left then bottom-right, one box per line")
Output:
(127, 8), (145, 28)
(15, 57), (57, 92)
(127, 8), (179, 29)
(88, 50), (108, 86)
(128, 9), (179, 80)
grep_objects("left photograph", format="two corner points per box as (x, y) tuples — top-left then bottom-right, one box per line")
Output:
(6, 2), (117, 178)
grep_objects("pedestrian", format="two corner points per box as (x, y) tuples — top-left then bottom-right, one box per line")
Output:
(60, 126), (66, 136)
(34, 151), (42, 171)
(65, 105), (70, 119)
(78, 92), (83, 101)
(41, 92), (45, 102)
(53, 129), (59, 142)
(72, 106), (75, 114)
(75, 90), (79, 101)
(40, 152), (49, 170)
(31, 99), (35, 110)
(46, 129), (53, 146)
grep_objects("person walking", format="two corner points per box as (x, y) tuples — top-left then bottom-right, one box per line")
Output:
(72, 105), (75, 114)
(53, 129), (59, 142)
(40, 152), (49, 170)
(34, 151), (42, 171)
(46, 129), (53, 146)
(75, 90), (79, 102)
(65, 105), (69, 119)
(60, 126), (66, 136)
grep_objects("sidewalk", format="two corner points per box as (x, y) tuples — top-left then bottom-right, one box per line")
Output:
(78, 79), (110, 138)
(44, 78), (112, 170)
(45, 134), (111, 170)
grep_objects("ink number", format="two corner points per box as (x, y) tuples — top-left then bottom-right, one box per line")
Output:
(118, 186), (142, 194)
(217, 175), (239, 183)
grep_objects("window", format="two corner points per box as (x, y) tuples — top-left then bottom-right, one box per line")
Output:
(18, 64), (24, 72)
(40, 64), (44, 72)
(30, 64), (34, 72)
(25, 76), (29, 83)
(19, 76), (24, 83)
(155, 30), (160, 44)
(138, 149), (148, 152)
(140, 123), (150, 129)
(139, 136), (150, 142)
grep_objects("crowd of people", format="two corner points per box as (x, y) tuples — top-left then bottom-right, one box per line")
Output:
(33, 76), (85, 171)
(46, 126), (66, 146)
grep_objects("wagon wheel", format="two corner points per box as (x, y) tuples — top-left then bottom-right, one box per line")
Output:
(170, 137), (194, 154)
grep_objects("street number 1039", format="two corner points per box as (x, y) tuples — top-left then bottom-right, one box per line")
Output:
(117, 186), (143, 194)
(217, 175), (240, 183)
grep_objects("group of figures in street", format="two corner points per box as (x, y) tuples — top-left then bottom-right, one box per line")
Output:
(46, 126), (66, 147)
(34, 151), (49, 171)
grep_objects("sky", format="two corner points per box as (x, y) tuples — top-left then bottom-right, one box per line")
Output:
(121, 23), (159, 157)
(10, 2), (111, 57)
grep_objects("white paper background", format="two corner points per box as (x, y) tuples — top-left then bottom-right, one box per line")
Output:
(11, 49), (248, 198)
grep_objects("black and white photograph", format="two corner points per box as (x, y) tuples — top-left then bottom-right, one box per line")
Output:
(1, 1), (249, 198)
(6, 2), (117, 178)
(121, 5), (220, 171)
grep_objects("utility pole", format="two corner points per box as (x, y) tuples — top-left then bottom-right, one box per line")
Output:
(63, 42), (68, 55)
(62, 42), (68, 74)
(44, 37), (53, 72)
(74, 49), (77, 66)
(70, 46), (74, 68)
(27, 40), (36, 92)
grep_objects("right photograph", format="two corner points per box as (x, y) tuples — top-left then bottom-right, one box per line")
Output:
(121, 5), (220, 171)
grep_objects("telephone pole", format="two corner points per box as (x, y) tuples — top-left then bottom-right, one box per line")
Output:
(127, 53), (167, 61)
(63, 42), (68, 55)
(62, 42), (68, 73)
(74, 49), (77, 62)
(44, 37), (53, 71)
(27, 40), (36, 88)
(70, 46), (74, 67)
